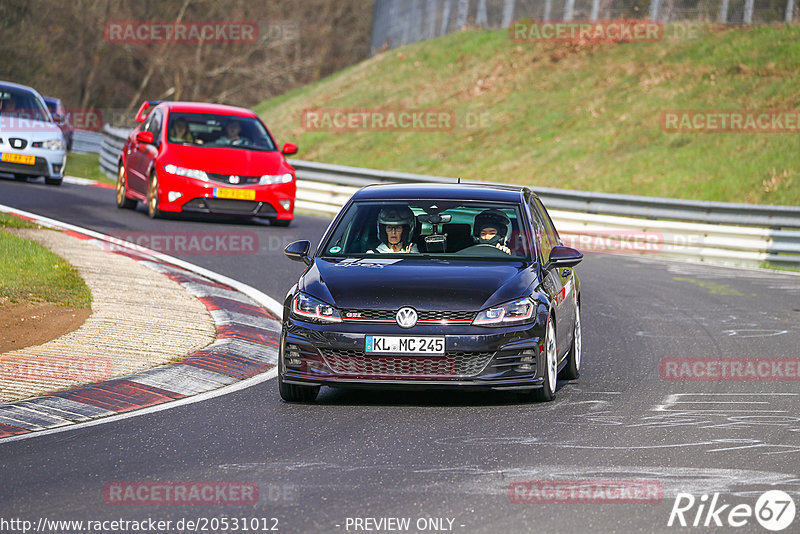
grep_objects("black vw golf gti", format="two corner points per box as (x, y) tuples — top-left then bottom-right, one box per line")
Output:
(280, 183), (583, 402)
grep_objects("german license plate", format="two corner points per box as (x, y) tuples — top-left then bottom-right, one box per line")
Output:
(1, 152), (35, 165)
(213, 188), (255, 200)
(365, 336), (445, 355)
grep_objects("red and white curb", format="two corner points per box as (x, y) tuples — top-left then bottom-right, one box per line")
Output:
(0, 206), (283, 441)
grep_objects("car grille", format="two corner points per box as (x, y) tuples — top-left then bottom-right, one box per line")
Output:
(341, 309), (475, 324)
(206, 172), (260, 185)
(320, 349), (493, 377)
(181, 198), (277, 216)
(0, 157), (49, 175)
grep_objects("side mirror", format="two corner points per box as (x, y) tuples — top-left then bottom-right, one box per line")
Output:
(282, 142), (298, 155)
(546, 245), (583, 269)
(136, 130), (154, 144)
(285, 240), (312, 265)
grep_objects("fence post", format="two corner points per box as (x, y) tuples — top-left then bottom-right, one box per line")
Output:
(786, 0), (795, 22)
(501, 0), (515, 27)
(456, 0), (469, 29)
(544, 0), (553, 20)
(649, 0), (662, 21)
(744, 0), (754, 23)
(719, 0), (730, 23)
(590, 0), (600, 21)
(564, 0), (575, 21)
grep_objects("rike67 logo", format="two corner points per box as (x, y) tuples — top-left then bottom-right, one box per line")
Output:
(668, 490), (796, 531)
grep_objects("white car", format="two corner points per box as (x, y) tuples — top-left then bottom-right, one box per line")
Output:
(0, 81), (66, 186)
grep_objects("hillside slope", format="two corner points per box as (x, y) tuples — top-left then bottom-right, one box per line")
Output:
(255, 25), (800, 205)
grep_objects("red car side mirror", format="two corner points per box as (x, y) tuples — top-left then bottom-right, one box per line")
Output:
(282, 142), (298, 155)
(136, 130), (154, 144)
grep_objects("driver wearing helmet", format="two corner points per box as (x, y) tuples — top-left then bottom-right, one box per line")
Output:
(473, 209), (512, 254)
(370, 206), (419, 253)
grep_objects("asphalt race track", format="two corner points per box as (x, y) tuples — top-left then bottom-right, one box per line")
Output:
(1, 176), (799, 533)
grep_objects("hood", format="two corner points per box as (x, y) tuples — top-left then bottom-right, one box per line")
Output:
(0, 118), (62, 139)
(166, 144), (288, 176)
(302, 258), (536, 311)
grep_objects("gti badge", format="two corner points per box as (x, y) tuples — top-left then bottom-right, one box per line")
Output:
(396, 307), (417, 328)
(229, 175), (240, 184)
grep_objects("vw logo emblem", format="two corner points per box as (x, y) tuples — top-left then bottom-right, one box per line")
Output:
(229, 175), (240, 184)
(396, 307), (417, 329)
(11, 139), (22, 148)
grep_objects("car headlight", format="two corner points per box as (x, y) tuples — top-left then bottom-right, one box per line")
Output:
(472, 297), (535, 326)
(163, 164), (209, 181)
(291, 293), (342, 324)
(34, 138), (63, 150)
(259, 173), (293, 185)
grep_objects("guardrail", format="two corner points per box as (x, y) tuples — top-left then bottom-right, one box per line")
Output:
(99, 125), (800, 268)
(71, 129), (104, 154)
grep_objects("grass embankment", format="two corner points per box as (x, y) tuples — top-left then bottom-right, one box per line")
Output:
(0, 214), (91, 308)
(68, 152), (113, 185)
(255, 24), (800, 205)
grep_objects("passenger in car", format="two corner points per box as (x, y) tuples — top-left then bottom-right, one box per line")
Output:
(169, 118), (195, 144)
(369, 206), (419, 253)
(473, 209), (512, 254)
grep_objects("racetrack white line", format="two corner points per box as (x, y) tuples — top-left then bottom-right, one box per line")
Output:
(0, 203), (283, 445)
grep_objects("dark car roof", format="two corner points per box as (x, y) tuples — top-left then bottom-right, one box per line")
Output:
(0, 80), (39, 93)
(43, 96), (60, 104)
(158, 101), (258, 118)
(353, 183), (532, 203)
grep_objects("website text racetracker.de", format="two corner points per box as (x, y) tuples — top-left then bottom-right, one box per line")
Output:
(0, 516), (280, 533)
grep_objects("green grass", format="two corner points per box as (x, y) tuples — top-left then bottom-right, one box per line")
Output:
(67, 152), (113, 184)
(0, 228), (92, 308)
(255, 24), (800, 205)
(0, 213), (40, 229)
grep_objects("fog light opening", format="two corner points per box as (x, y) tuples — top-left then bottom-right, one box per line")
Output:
(285, 344), (302, 368)
(167, 191), (183, 202)
(279, 200), (291, 211)
(515, 349), (537, 372)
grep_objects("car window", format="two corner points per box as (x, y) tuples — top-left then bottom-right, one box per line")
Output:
(322, 200), (531, 260)
(145, 109), (163, 138)
(166, 112), (277, 150)
(0, 88), (50, 122)
(529, 198), (553, 262)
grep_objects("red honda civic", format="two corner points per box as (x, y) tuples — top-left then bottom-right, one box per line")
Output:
(116, 100), (298, 226)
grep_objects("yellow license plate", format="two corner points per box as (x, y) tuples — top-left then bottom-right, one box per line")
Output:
(213, 188), (256, 201)
(1, 152), (35, 165)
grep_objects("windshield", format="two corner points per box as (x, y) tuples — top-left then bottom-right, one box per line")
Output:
(322, 200), (532, 260)
(166, 112), (277, 150)
(0, 89), (51, 122)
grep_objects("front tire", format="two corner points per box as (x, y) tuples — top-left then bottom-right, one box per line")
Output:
(533, 316), (557, 402)
(147, 172), (161, 219)
(279, 375), (320, 402)
(116, 165), (137, 209)
(559, 304), (581, 380)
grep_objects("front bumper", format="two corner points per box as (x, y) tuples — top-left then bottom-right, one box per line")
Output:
(0, 150), (66, 179)
(155, 173), (295, 220)
(280, 317), (546, 391)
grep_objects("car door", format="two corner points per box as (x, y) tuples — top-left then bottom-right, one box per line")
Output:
(529, 198), (573, 354)
(127, 109), (162, 194)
